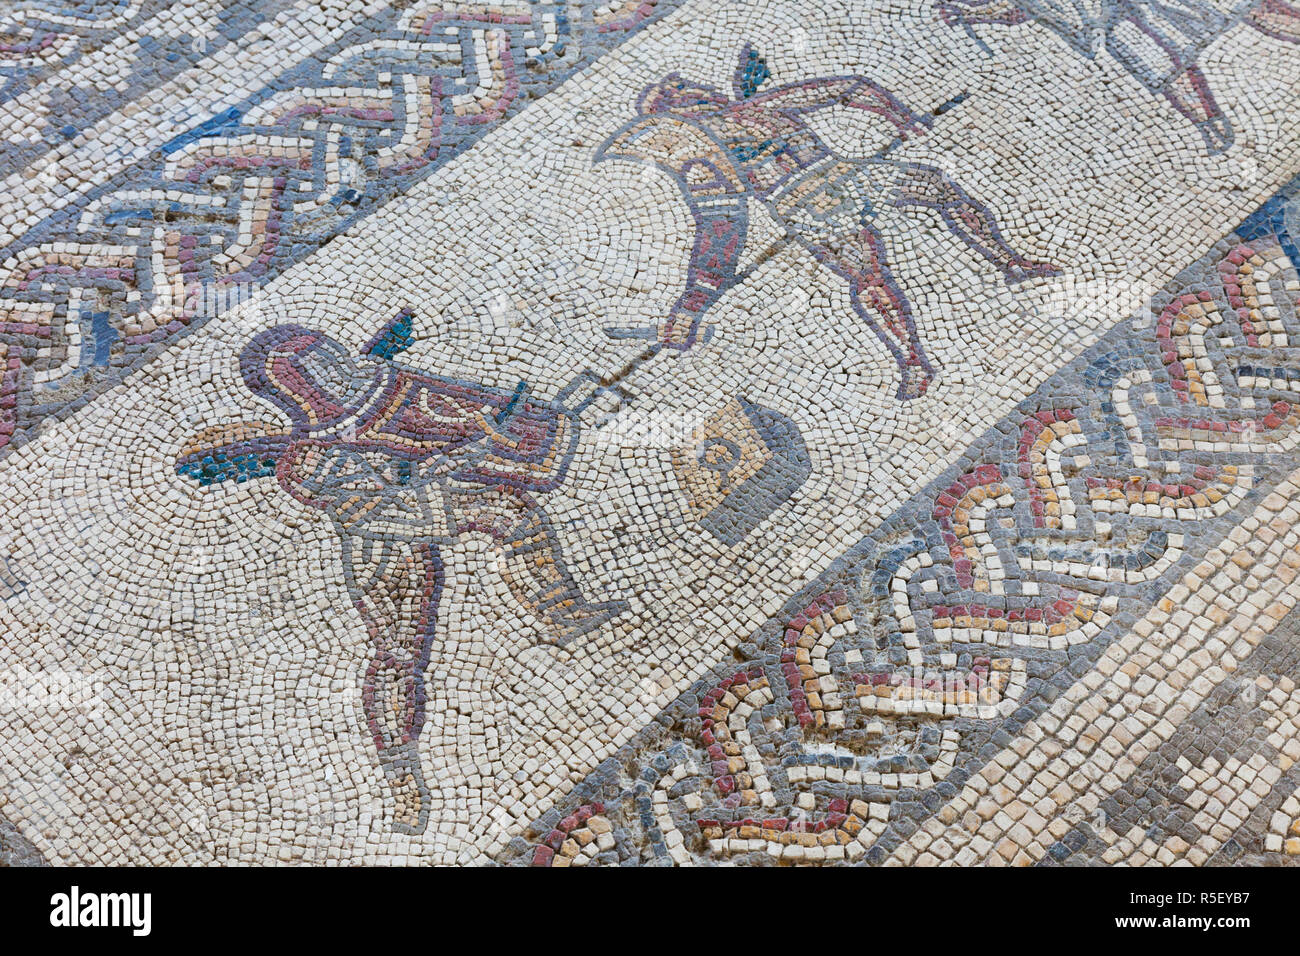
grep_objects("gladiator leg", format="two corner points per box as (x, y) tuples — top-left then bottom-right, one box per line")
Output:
(1245, 0), (1300, 43)
(343, 532), (444, 835)
(1106, 12), (1232, 152)
(1157, 66), (1231, 153)
(893, 163), (1061, 284)
(454, 488), (627, 644)
(659, 206), (747, 349)
(800, 224), (936, 400)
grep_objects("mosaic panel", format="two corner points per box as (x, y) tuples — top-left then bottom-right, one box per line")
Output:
(501, 175), (1300, 864)
(0, 0), (1299, 867)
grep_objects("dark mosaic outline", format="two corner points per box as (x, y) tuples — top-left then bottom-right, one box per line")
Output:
(496, 170), (1300, 866)
(0, 0), (301, 171)
(0, 0), (688, 453)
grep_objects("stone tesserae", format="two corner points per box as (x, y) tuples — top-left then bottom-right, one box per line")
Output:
(0, 0), (1299, 868)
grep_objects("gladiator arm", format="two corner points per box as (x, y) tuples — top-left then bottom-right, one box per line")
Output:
(175, 422), (291, 485)
(936, 0), (1029, 26)
(744, 77), (929, 137)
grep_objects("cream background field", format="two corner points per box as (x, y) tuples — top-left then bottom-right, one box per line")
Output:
(0, 0), (1298, 862)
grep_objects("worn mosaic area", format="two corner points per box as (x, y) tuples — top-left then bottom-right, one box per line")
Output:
(1, 0), (1300, 865)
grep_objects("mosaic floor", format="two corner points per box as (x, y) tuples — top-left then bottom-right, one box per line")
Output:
(1, 0), (1299, 868)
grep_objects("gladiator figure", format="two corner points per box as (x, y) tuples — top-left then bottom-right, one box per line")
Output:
(596, 45), (1060, 400)
(938, 0), (1300, 153)
(176, 310), (628, 833)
